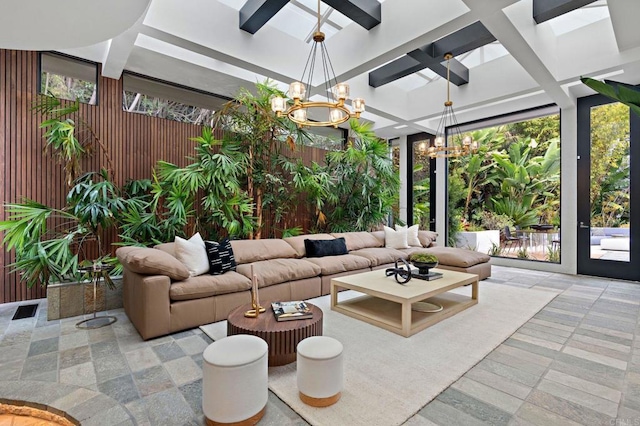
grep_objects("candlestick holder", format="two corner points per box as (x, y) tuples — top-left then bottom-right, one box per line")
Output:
(245, 269), (265, 318)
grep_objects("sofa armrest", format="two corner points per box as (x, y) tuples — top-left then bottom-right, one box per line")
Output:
(122, 268), (172, 340)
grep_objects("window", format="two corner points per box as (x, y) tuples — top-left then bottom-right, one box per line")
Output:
(122, 73), (228, 126)
(448, 106), (561, 263)
(39, 53), (98, 105)
(302, 126), (345, 151)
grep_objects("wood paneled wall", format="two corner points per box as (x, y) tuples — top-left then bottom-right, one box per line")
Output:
(0, 50), (327, 303)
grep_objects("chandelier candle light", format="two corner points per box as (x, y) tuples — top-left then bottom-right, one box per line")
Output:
(271, 0), (365, 128)
(427, 53), (478, 158)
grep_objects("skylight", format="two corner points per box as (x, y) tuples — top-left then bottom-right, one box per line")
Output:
(455, 42), (509, 69)
(545, 0), (609, 36)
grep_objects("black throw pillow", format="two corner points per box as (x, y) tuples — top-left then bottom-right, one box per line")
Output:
(304, 238), (348, 258)
(205, 239), (237, 275)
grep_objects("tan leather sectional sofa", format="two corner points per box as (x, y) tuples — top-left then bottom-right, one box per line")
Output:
(116, 231), (491, 340)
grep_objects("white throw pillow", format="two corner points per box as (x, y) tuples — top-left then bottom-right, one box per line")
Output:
(174, 232), (210, 276)
(384, 225), (409, 249)
(396, 224), (421, 247)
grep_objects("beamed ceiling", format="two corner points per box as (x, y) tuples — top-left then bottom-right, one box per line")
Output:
(1, 0), (640, 138)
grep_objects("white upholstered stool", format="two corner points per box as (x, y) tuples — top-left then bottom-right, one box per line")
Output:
(202, 334), (268, 425)
(296, 336), (343, 407)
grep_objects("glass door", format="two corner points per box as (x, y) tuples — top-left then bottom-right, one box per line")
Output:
(577, 94), (639, 280)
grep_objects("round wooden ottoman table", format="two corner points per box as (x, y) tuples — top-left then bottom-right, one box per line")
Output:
(227, 303), (323, 366)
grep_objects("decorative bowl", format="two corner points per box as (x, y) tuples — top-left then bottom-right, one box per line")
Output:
(411, 260), (438, 275)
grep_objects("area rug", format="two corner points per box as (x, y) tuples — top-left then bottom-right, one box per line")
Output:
(200, 282), (559, 426)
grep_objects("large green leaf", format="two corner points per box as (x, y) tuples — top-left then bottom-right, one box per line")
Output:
(582, 77), (640, 117)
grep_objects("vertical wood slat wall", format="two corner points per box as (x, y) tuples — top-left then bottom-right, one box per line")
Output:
(0, 49), (327, 304)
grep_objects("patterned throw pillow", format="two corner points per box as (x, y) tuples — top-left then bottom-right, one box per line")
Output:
(205, 239), (237, 275)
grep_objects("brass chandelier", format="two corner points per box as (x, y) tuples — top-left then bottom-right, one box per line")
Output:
(426, 53), (478, 158)
(270, 0), (365, 128)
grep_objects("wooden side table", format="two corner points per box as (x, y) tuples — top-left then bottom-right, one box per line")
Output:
(76, 264), (117, 329)
(227, 303), (323, 366)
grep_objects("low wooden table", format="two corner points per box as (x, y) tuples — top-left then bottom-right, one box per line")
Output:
(227, 303), (323, 366)
(331, 269), (478, 337)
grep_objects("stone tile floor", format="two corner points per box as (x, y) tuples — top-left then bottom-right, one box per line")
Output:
(1, 265), (640, 425)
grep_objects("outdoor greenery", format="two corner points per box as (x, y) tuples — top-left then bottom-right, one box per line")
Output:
(40, 71), (96, 105)
(581, 77), (634, 227)
(447, 117), (561, 248)
(589, 103), (630, 227)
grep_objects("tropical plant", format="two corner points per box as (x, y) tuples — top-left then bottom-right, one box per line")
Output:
(546, 244), (560, 263)
(213, 80), (313, 239)
(0, 170), (125, 288)
(587, 102), (630, 228)
(516, 247), (529, 259)
(581, 77), (640, 117)
(450, 128), (505, 222)
(141, 126), (256, 241)
(285, 160), (334, 232)
(476, 211), (513, 232)
(487, 137), (560, 227)
(32, 94), (114, 186)
(488, 242), (504, 257)
(321, 120), (400, 232)
(412, 164), (431, 229)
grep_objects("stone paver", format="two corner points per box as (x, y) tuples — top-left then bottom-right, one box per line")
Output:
(1, 265), (640, 425)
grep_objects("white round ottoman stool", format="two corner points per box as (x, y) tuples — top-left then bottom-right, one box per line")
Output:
(296, 336), (343, 407)
(202, 334), (268, 425)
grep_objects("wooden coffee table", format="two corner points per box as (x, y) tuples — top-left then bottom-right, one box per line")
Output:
(227, 303), (323, 366)
(331, 269), (478, 337)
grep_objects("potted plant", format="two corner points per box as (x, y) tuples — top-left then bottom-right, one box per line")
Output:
(409, 253), (439, 275)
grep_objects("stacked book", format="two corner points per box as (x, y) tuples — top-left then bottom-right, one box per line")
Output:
(271, 301), (312, 321)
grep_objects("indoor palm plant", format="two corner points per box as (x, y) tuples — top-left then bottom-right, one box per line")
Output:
(0, 169), (126, 289)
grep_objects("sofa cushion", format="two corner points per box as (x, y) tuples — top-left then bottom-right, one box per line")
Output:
(116, 247), (190, 281)
(330, 232), (383, 251)
(204, 239), (237, 275)
(305, 254), (371, 275)
(370, 230), (385, 246)
(169, 271), (251, 301)
(422, 246), (490, 267)
(236, 259), (321, 287)
(284, 233), (335, 257)
(384, 225), (409, 249)
(350, 247), (409, 266)
(154, 242), (176, 257)
(396, 224), (421, 247)
(305, 238), (348, 258)
(174, 233), (209, 276)
(418, 230), (438, 247)
(230, 239), (298, 264)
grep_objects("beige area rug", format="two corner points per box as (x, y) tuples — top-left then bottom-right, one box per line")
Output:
(200, 282), (559, 426)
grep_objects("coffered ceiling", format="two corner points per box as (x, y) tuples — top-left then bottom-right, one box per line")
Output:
(2, 0), (640, 138)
